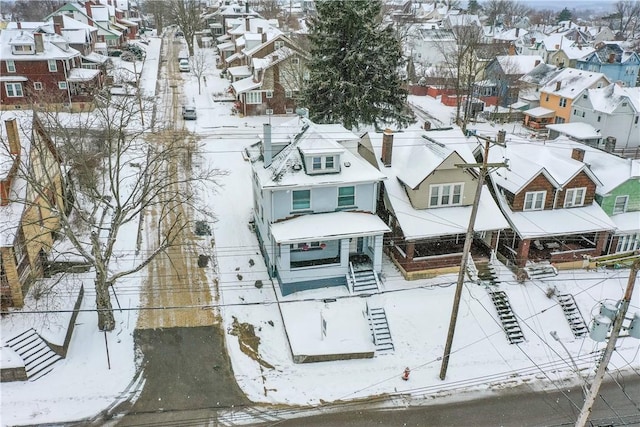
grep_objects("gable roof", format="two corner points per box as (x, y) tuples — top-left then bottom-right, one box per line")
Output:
(585, 84), (640, 113)
(0, 28), (81, 61)
(247, 118), (386, 189)
(362, 128), (509, 240)
(496, 55), (544, 75)
(540, 67), (610, 99)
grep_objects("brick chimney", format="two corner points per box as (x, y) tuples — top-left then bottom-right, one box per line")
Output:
(508, 44), (515, 55)
(245, 18), (250, 31)
(571, 147), (585, 162)
(497, 130), (506, 145)
(5, 118), (21, 156)
(33, 32), (45, 53)
(16, 21), (21, 29)
(555, 81), (562, 91)
(515, 27), (519, 37)
(53, 15), (64, 35)
(423, 121), (431, 130)
(534, 59), (540, 66)
(262, 32), (267, 44)
(381, 129), (393, 167)
(85, 1), (93, 18)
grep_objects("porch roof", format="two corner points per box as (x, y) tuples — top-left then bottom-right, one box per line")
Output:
(524, 106), (555, 118)
(270, 211), (390, 244)
(501, 202), (615, 239)
(610, 211), (640, 234)
(393, 188), (509, 240)
(67, 68), (100, 82)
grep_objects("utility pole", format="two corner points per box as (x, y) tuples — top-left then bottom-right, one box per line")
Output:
(575, 257), (640, 427)
(439, 132), (508, 380)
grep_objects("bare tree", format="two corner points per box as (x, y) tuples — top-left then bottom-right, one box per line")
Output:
(13, 94), (224, 331)
(432, 23), (484, 130)
(614, 0), (640, 37)
(190, 49), (208, 95)
(252, 0), (282, 20)
(169, 0), (202, 56)
(9, 0), (65, 21)
(483, 0), (531, 27)
(141, 0), (171, 35)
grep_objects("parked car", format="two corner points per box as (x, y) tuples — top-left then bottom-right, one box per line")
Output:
(175, 30), (184, 37)
(179, 59), (190, 72)
(109, 84), (136, 96)
(182, 106), (197, 120)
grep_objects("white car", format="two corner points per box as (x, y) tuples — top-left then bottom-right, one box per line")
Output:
(182, 106), (197, 120)
(178, 59), (190, 72)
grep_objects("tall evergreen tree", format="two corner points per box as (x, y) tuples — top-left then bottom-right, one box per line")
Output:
(467, 0), (481, 15)
(557, 7), (572, 23)
(302, 0), (414, 130)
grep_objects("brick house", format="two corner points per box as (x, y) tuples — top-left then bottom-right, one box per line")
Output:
(481, 131), (615, 270)
(0, 25), (104, 112)
(1, 112), (65, 309)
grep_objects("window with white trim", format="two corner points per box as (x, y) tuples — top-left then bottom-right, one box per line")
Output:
(338, 186), (355, 207)
(292, 57), (299, 65)
(292, 190), (311, 210)
(613, 195), (628, 214)
(274, 41), (284, 50)
(564, 187), (586, 207)
(58, 81), (68, 89)
(5, 82), (24, 97)
(266, 90), (273, 98)
(285, 89), (292, 98)
(524, 191), (546, 211)
(6, 60), (16, 73)
(48, 59), (58, 72)
(312, 156), (322, 170)
(245, 91), (261, 104)
(34, 82), (43, 90)
(429, 183), (463, 207)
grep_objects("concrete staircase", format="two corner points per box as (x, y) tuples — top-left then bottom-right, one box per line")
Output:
(349, 269), (380, 294)
(5, 328), (62, 381)
(524, 262), (558, 280)
(489, 291), (525, 344)
(557, 294), (588, 338)
(367, 306), (394, 353)
(476, 260), (499, 285)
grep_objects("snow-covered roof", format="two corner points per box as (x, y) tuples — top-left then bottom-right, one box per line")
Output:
(0, 28), (81, 61)
(82, 51), (110, 64)
(364, 129), (509, 239)
(546, 122), (601, 140)
(523, 106), (555, 118)
(227, 65), (251, 78)
(561, 43), (593, 60)
(249, 118), (387, 189)
(520, 63), (559, 86)
(67, 67), (100, 82)
(270, 211), (390, 244)
(496, 55), (544, 75)
(540, 67), (610, 100)
(586, 84), (640, 114)
(231, 75), (261, 93)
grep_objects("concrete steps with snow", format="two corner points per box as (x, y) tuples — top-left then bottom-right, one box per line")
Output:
(524, 263), (558, 280)
(350, 270), (380, 294)
(475, 260), (499, 285)
(557, 293), (588, 338)
(368, 307), (394, 353)
(5, 328), (62, 381)
(489, 291), (525, 344)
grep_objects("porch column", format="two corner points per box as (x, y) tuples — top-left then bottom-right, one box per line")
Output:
(595, 231), (609, 256)
(372, 234), (384, 272)
(340, 239), (350, 266)
(490, 230), (499, 249)
(406, 241), (415, 262)
(516, 239), (531, 268)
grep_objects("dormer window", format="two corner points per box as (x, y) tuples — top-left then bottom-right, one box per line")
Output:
(524, 191), (545, 211)
(309, 155), (337, 173)
(564, 187), (585, 207)
(12, 44), (34, 54)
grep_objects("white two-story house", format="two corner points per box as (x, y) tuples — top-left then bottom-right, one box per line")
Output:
(247, 118), (389, 296)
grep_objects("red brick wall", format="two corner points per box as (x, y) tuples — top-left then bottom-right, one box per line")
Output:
(512, 173), (556, 211)
(1, 59), (69, 106)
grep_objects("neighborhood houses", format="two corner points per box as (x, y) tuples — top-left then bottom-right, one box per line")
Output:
(0, 0), (639, 425)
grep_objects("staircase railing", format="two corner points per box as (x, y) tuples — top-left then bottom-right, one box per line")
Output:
(348, 262), (356, 293)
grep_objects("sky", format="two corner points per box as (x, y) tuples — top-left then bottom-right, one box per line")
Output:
(1, 30), (639, 427)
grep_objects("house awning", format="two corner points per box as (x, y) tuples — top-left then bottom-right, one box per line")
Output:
(67, 68), (100, 82)
(524, 106), (555, 118)
(270, 211), (390, 244)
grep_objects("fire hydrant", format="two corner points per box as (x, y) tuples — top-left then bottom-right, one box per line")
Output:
(402, 367), (410, 381)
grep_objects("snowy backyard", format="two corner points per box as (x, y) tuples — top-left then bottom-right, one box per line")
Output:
(1, 32), (639, 427)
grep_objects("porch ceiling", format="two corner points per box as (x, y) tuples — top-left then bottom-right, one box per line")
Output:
(271, 211), (390, 244)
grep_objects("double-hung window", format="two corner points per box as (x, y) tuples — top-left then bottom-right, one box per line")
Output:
(338, 186), (355, 207)
(312, 157), (322, 170)
(6, 60), (16, 73)
(48, 59), (57, 72)
(292, 190), (311, 211)
(613, 195), (628, 214)
(5, 82), (23, 97)
(524, 191), (545, 211)
(429, 183), (463, 207)
(564, 187), (585, 207)
(559, 97), (567, 107)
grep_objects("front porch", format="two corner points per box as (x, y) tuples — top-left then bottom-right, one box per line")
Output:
(523, 106), (555, 130)
(498, 230), (608, 268)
